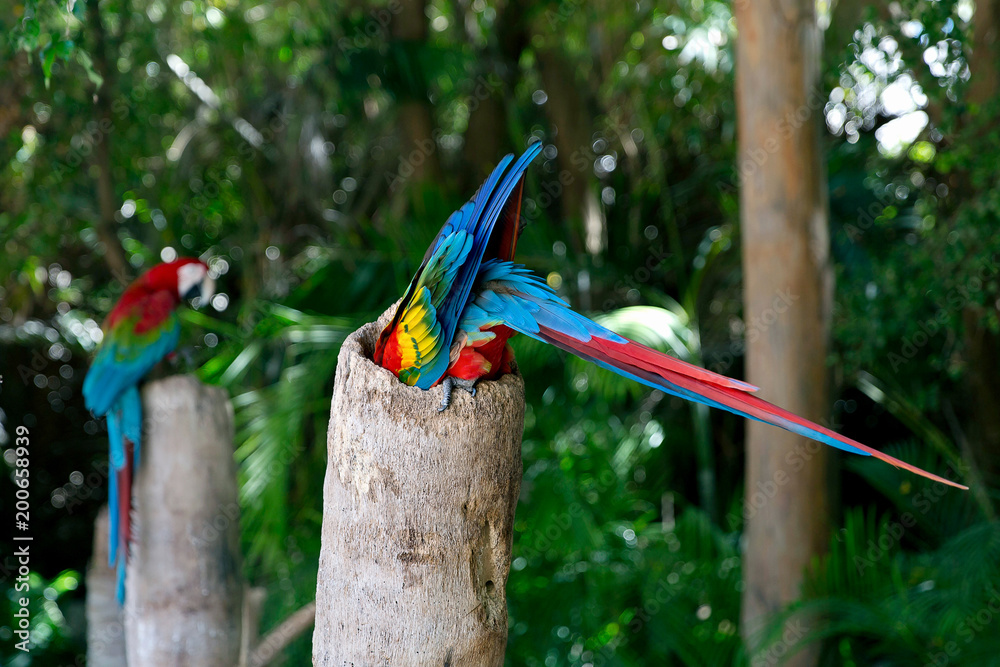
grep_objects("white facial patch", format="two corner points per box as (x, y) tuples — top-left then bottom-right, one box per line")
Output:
(198, 275), (216, 306)
(177, 262), (209, 300)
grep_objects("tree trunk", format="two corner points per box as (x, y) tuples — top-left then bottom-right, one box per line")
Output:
(967, 0), (1000, 107)
(735, 1), (832, 664)
(536, 47), (600, 258)
(125, 375), (243, 666)
(390, 0), (442, 186)
(959, 0), (1000, 481)
(313, 305), (525, 666)
(85, 0), (131, 283)
(86, 506), (127, 667)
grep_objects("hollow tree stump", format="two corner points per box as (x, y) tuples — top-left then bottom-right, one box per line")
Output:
(313, 306), (525, 666)
(125, 375), (243, 666)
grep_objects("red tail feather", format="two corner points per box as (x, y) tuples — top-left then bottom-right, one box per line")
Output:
(538, 326), (968, 490)
(118, 438), (135, 564)
(487, 175), (526, 262)
(587, 335), (759, 393)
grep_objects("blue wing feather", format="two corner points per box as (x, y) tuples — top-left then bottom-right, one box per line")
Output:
(83, 320), (180, 416)
(413, 141), (543, 388)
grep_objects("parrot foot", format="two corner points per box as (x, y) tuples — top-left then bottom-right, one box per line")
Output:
(437, 377), (478, 412)
(166, 348), (195, 369)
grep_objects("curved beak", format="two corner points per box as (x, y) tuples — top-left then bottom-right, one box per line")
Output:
(184, 275), (216, 307)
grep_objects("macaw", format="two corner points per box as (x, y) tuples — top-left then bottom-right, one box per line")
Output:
(375, 142), (966, 490)
(83, 258), (215, 602)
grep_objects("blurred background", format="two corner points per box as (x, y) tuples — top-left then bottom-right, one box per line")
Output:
(2, 0), (999, 665)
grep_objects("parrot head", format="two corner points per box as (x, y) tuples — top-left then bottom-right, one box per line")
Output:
(175, 258), (215, 305)
(138, 258), (215, 306)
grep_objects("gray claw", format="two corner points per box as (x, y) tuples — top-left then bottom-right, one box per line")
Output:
(436, 377), (477, 412)
(438, 377), (454, 412)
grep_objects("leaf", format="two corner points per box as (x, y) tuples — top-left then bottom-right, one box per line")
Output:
(75, 50), (102, 88)
(42, 44), (56, 83)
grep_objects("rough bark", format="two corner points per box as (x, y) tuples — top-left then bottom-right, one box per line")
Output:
(86, 506), (127, 667)
(313, 304), (525, 666)
(125, 375), (243, 666)
(735, 1), (832, 664)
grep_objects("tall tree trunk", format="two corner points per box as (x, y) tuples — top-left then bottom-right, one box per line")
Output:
(735, 1), (832, 664)
(462, 87), (506, 186)
(313, 305), (525, 666)
(535, 48), (600, 258)
(967, 0), (1000, 106)
(390, 0), (441, 186)
(85, 0), (131, 283)
(960, 0), (1000, 481)
(125, 376), (243, 666)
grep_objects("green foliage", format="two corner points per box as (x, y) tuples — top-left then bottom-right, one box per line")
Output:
(766, 462), (999, 666)
(0, 570), (81, 666)
(2, 0), (999, 664)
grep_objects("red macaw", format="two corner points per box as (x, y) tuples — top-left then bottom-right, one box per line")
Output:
(375, 142), (966, 490)
(83, 258), (215, 601)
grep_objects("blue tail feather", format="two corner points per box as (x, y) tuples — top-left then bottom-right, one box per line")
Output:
(471, 260), (879, 460)
(107, 386), (142, 603)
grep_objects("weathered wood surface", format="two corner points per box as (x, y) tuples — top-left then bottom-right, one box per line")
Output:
(86, 506), (127, 667)
(313, 305), (525, 666)
(125, 375), (243, 666)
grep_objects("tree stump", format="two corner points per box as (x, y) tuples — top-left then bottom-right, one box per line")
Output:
(86, 506), (127, 667)
(313, 306), (525, 666)
(125, 375), (243, 666)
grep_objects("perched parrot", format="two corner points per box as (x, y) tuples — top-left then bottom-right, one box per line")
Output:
(83, 258), (215, 602)
(375, 142), (966, 490)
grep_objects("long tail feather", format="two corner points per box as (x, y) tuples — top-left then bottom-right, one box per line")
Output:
(538, 325), (967, 490)
(108, 386), (142, 603)
(474, 259), (967, 490)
